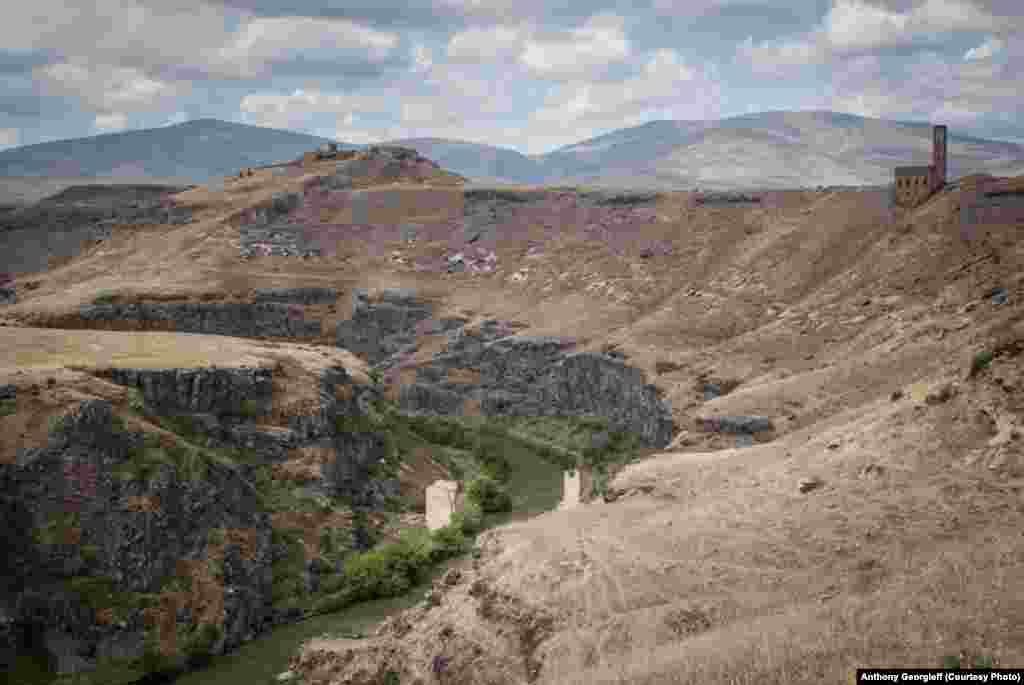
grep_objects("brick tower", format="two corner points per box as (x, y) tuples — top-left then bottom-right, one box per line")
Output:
(932, 125), (947, 191)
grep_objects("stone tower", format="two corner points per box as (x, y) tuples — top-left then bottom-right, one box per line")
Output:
(932, 125), (947, 191)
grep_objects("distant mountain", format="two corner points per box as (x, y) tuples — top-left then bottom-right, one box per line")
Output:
(2, 112), (1022, 189)
(533, 110), (1024, 190)
(0, 119), (356, 182)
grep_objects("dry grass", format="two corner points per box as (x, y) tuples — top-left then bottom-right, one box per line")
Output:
(6, 162), (1024, 683)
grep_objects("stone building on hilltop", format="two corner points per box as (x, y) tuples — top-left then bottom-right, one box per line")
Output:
(893, 124), (947, 208)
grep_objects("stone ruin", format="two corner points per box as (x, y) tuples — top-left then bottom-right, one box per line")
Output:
(893, 124), (947, 208)
(426, 479), (463, 531)
(559, 465), (593, 510)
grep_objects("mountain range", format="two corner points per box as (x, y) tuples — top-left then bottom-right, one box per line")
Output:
(2, 111), (1023, 190)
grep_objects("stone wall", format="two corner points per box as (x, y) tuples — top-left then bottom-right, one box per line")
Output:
(558, 467), (593, 510)
(425, 480), (462, 531)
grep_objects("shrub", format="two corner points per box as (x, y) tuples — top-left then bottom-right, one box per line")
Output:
(127, 389), (145, 413)
(465, 475), (512, 513)
(238, 398), (262, 418)
(343, 528), (433, 601)
(969, 349), (995, 378)
(92, 291), (118, 305)
(0, 399), (15, 417)
(450, 501), (484, 536)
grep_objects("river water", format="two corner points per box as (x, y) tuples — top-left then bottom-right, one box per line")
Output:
(172, 579), (435, 685)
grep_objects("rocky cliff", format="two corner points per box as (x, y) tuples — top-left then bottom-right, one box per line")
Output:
(0, 360), (395, 684)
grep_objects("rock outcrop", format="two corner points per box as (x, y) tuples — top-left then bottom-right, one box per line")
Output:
(333, 292), (675, 447)
(0, 399), (274, 680)
(336, 289), (436, 366)
(0, 359), (398, 683)
(76, 302), (322, 339)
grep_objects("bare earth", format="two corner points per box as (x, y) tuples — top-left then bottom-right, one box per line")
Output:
(3, 159), (1022, 683)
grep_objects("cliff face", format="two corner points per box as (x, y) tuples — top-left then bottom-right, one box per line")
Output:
(0, 361), (392, 684)
(343, 290), (675, 448)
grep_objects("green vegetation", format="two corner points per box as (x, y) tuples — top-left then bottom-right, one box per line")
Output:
(969, 349), (995, 378)
(465, 475), (512, 513)
(127, 388), (145, 413)
(47, 413), (69, 434)
(311, 503), (484, 615)
(33, 511), (82, 546)
(0, 398), (16, 417)
(943, 653), (996, 669)
(237, 398), (263, 419)
(92, 290), (118, 305)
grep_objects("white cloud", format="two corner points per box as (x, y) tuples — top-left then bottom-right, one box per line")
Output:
(964, 35), (1004, 60)
(520, 13), (630, 77)
(34, 61), (189, 114)
(239, 88), (391, 130)
(412, 44), (434, 72)
(95, 113), (129, 131)
(446, 25), (525, 62)
(815, 42), (1024, 125)
(738, 0), (1004, 73)
(527, 49), (721, 152)
(0, 128), (19, 148)
(218, 17), (399, 76)
(824, 0), (910, 50)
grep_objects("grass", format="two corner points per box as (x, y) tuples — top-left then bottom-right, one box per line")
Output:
(92, 290), (118, 305)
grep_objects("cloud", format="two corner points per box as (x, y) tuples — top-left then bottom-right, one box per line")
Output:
(34, 60), (190, 115)
(0, 128), (19, 148)
(95, 113), (129, 131)
(520, 13), (631, 77)
(813, 39), (1024, 125)
(217, 16), (400, 77)
(964, 35), (1004, 60)
(239, 87), (391, 130)
(446, 25), (525, 62)
(737, 0), (1006, 72)
(527, 48), (721, 152)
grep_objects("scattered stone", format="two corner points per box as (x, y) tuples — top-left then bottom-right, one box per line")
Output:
(0, 287), (15, 305)
(890, 389), (904, 401)
(442, 568), (462, 586)
(735, 434), (754, 448)
(798, 476), (824, 493)
(925, 382), (957, 405)
(860, 464), (885, 479)
(276, 670), (298, 682)
(826, 440), (841, 450)
(0, 384), (15, 400)
(988, 287), (1010, 306)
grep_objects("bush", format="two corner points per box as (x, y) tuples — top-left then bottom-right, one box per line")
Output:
(465, 476), (512, 513)
(93, 291), (118, 305)
(238, 398), (262, 418)
(343, 528), (433, 601)
(127, 389), (145, 413)
(969, 349), (995, 377)
(0, 399), (16, 417)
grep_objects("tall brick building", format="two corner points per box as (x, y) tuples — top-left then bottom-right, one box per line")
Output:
(893, 125), (947, 208)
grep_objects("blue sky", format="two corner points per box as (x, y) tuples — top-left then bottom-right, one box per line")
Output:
(1, 0), (1021, 154)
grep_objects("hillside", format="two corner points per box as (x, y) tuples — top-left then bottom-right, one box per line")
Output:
(1, 145), (1022, 684)
(3, 112), (1023, 191)
(0, 119), (354, 182)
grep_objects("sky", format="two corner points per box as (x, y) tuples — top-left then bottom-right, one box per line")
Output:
(1, 0), (1022, 155)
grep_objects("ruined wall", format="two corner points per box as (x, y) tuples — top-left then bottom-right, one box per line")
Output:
(426, 480), (462, 531)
